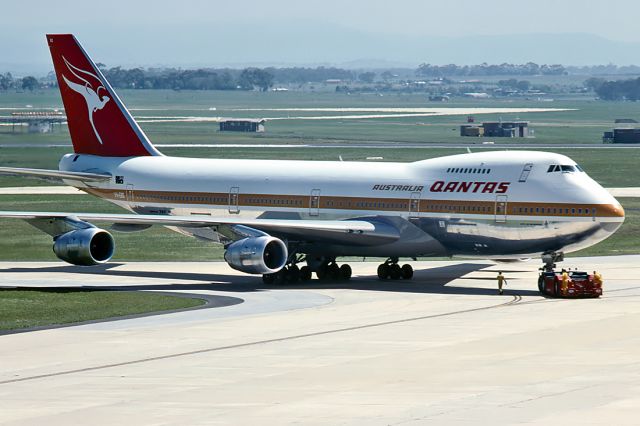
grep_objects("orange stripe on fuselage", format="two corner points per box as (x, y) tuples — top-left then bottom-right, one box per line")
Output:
(81, 188), (625, 218)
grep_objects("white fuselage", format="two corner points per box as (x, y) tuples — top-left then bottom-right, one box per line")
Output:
(60, 150), (624, 259)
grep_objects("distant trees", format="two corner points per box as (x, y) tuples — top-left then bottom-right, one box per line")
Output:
(0, 72), (13, 90)
(21, 76), (40, 91)
(238, 68), (274, 91)
(591, 77), (640, 100)
(358, 72), (376, 83)
(498, 79), (531, 91)
(416, 62), (566, 77)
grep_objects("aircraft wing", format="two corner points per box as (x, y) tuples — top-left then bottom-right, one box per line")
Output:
(0, 211), (400, 246)
(0, 167), (111, 182)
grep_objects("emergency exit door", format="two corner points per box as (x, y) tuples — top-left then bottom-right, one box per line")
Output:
(495, 195), (508, 223)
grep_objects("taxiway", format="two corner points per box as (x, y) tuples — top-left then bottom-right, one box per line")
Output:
(1, 257), (639, 425)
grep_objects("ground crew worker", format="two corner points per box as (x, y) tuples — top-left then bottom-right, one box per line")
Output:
(497, 271), (507, 295)
(593, 271), (603, 287)
(561, 269), (569, 296)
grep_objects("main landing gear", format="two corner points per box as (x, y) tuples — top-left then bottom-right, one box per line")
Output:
(262, 256), (352, 285)
(377, 257), (413, 281)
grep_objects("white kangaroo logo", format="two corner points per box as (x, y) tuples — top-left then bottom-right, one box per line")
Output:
(61, 56), (110, 145)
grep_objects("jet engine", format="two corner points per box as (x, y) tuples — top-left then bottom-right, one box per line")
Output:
(224, 236), (288, 275)
(53, 228), (115, 266)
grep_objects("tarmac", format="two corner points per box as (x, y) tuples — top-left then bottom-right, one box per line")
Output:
(1, 256), (639, 425)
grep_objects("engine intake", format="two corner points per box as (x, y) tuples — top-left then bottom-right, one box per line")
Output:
(53, 228), (115, 266)
(224, 236), (287, 275)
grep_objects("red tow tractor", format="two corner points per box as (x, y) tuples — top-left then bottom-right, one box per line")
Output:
(538, 270), (602, 298)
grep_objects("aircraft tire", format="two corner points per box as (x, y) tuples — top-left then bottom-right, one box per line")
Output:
(262, 273), (276, 285)
(401, 264), (414, 280)
(377, 264), (389, 280)
(389, 264), (402, 280)
(287, 264), (301, 283)
(300, 265), (312, 281)
(339, 264), (352, 281)
(327, 263), (341, 281)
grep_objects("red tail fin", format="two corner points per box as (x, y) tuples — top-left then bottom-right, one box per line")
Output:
(47, 34), (161, 157)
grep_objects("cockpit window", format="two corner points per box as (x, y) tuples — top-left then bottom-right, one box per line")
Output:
(548, 164), (583, 173)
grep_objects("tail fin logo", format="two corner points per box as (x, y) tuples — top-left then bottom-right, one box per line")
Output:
(61, 56), (110, 144)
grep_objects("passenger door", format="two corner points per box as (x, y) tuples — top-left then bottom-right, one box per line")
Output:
(409, 191), (421, 219)
(228, 186), (240, 214)
(125, 184), (135, 207)
(309, 189), (321, 216)
(495, 195), (508, 223)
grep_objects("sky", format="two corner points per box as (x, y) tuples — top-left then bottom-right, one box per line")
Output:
(3, 0), (640, 74)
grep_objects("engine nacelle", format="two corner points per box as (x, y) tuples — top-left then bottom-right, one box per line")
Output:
(53, 228), (115, 266)
(224, 236), (287, 275)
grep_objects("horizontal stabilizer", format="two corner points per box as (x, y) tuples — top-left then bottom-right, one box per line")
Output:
(0, 167), (111, 182)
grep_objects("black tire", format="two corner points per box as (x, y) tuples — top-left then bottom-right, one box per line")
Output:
(328, 263), (341, 281)
(300, 265), (312, 282)
(401, 264), (414, 280)
(389, 264), (402, 280)
(262, 273), (276, 285)
(340, 264), (352, 281)
(554, 281), (561, 298)
(538, 274), (544, 294)
(287, 264), (300, 283)
(274, 267), (287, 285)
(316, 264), (328, 281)
(377, 264), (389, 280)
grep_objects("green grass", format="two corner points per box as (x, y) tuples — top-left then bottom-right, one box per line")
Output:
(0, 288), (205, 331)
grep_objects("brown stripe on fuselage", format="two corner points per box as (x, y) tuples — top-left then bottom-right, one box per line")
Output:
(81, 187), (625, 218)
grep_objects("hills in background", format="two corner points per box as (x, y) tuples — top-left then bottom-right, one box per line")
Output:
(2, 22), (640, 76)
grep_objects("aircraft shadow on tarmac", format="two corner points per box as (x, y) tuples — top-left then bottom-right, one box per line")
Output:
(1, 263), (541, 296)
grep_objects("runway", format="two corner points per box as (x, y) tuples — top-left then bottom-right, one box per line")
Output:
(1, 257), (639, 425)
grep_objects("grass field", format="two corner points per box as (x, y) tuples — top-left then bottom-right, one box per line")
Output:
(5, 89), (640, 148)
(0, 288), (205, 331)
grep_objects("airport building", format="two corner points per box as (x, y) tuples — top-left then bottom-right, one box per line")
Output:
(460, 121), (530, 137)
(219, 118), (266, 132)
(603, 127), (640, 143)
(0, 111), (66, 133)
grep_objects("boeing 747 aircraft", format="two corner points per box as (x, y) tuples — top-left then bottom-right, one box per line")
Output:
(0, 34), (625, 284)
